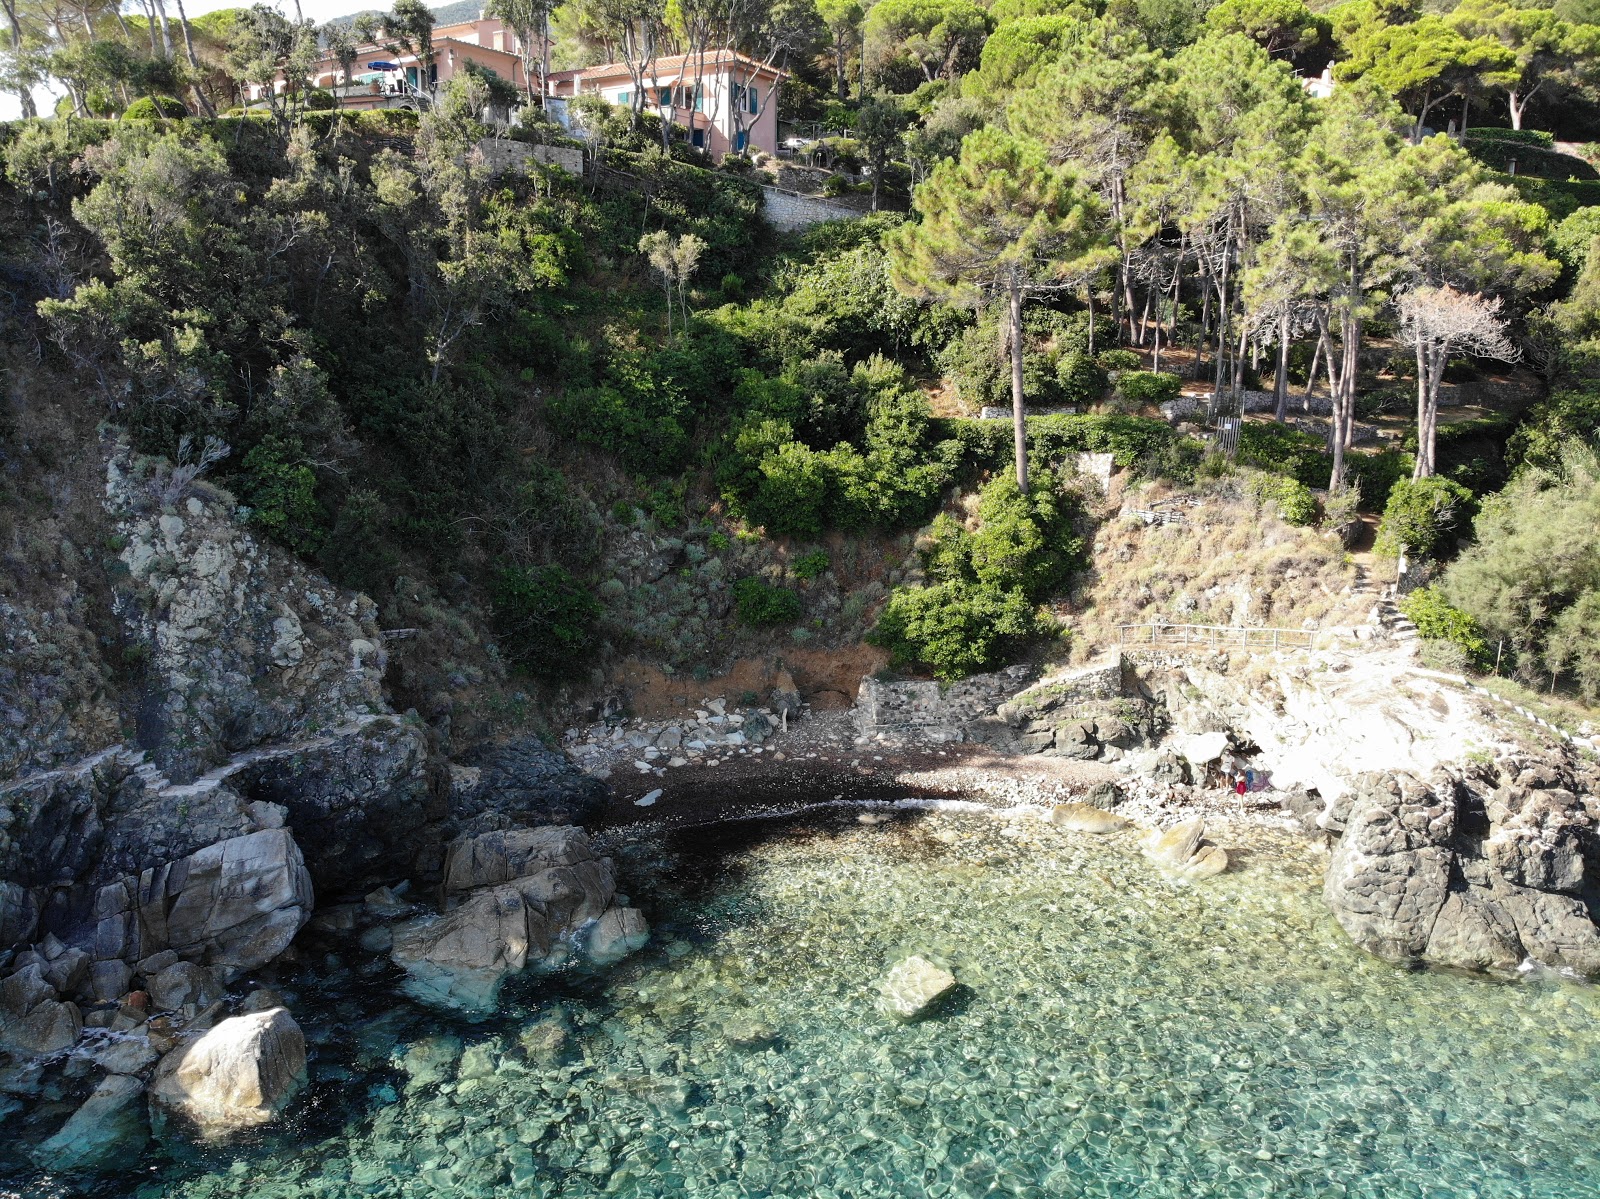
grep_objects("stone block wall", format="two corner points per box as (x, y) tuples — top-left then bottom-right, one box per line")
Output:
(475, 140), (585, 178)
(853, 666), (1035, 736)
(761, 187), (870, 231)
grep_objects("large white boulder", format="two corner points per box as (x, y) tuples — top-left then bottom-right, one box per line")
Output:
(148, 1007), (306, 1136)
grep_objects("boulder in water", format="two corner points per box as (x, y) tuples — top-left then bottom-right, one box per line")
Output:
(879, 955), (957, 1021)
(395, 826), (620, 1012)
(1323, 770), (1600, 977)
(31, 1074), (148, 1172)
(148, 1008), (306, 1136)
(1050, 803), (1129, 834)
(1144, 818), (1229, 881)
(147, 961), (223, 1013)
(587, 906), (650, 964)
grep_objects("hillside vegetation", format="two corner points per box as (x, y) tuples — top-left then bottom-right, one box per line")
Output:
(3, 0), (1600, 728)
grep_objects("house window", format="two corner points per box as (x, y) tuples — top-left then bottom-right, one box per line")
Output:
(692, 128), (704, 147)
(748, 85), (758, 114)
(693, 85), (702, 112)
(616, 90), (630, 106)
(735, 130), (748, 152)
(658, 86), (671, 106)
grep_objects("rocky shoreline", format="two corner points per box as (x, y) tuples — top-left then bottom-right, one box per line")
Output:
(5, 461), (1600, 1186)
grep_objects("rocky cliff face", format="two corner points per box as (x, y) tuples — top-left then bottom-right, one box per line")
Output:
(0, 436), (627, 1172)
(1324, 758), (1600, 977)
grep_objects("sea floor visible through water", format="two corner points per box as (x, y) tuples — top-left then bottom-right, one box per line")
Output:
(17, 802), (1600, 1199)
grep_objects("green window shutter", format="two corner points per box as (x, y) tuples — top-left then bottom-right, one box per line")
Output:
(748, 85), (758, 114)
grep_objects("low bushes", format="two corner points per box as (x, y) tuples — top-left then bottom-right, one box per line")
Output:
(732, 576), (803, 626)
(1115, 370), (1181, 406)
(1375, 476), (1476, 559)
(1245, 473), (1317, 526)
(868, 470), (1084, 679)
(1400, 586), (1488, 669)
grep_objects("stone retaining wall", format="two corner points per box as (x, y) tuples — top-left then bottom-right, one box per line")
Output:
(853, 666), (1035, 736)
(761, 187), (870, 231)
(474, 140), (585, 177)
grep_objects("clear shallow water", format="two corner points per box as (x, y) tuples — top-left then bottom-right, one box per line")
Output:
(31, 807), (1600, 1198)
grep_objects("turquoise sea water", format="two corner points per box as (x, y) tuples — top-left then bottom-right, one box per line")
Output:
(19, 805), (1600, 1198)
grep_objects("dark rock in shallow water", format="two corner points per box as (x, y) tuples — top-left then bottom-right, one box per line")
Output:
(1323, 769), (1600, 977)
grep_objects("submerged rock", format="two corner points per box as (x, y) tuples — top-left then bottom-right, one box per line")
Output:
(32, 1073), (149, 1172)
(879, 955), (957, 1021)
(587, 906), (650, 965)
(149, 1008), (306, 1137)
(1050, 803), (1129, 834)
(1144, 818), (1229, 882)
(393, 838), (618, 1013)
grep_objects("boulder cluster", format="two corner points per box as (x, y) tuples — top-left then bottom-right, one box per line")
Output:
(1323, 759), (1600, 977)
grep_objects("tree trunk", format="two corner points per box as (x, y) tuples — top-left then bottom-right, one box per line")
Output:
(1009, 274), (1029, 497)
(153, 0), (173, 57)
(2, 0), (37, 119)
(1085, 289), (1095, 356)
(1303, 336), (1320, 409)
(1509, 89), (1524, 131)
(1274, 308), (1289, 423)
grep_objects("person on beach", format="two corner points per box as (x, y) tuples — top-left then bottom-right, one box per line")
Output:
(1234, 773), (1248, 797)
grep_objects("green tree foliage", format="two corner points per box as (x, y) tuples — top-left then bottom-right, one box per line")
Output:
(492, 564), (604, 679)
(1448, 0), (1600, 131)
(864, 0), (991, 85)
(890, 128), (1114, 493)
(1441, 445), (1600, 697)
(961, 13), (1081, 103)
(1335, 9), (1515, 142)
(1204, 0), (1328, 57)
(1375, 474), (1477, 558)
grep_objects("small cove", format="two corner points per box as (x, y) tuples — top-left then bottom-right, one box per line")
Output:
(14, 801), (1600, 1199)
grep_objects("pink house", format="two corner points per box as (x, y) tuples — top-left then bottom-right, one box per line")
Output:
(550, 51), (785, 157)
(283, 15), (541, 108)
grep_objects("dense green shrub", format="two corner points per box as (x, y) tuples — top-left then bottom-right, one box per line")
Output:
(492, 564), (603, 679)
(940, 413), (1179, 479)
(1245, 472), (1317, 526)
(1116, 370), (1182, 406)
(869, 580), (1045, 680)
(303, 88), (337, 111)
(1055, 352), (1108, 406)
(732, 576), (804, 626)
(868, 470), (1082, 678)
(1506, 388), (1600, 476)
(1375, 476), (1476, 559)
(237, 437), (323, 554)
(1346, 450), (1413, 511)
(1441, 445), (1600, 700)
(1400, 587), (1488, 669)
(1235, 422), (1329, 487)
(793, 550), (830, 579)
(1096, 349), (1142, 372)
(123, 95), (188, 119)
